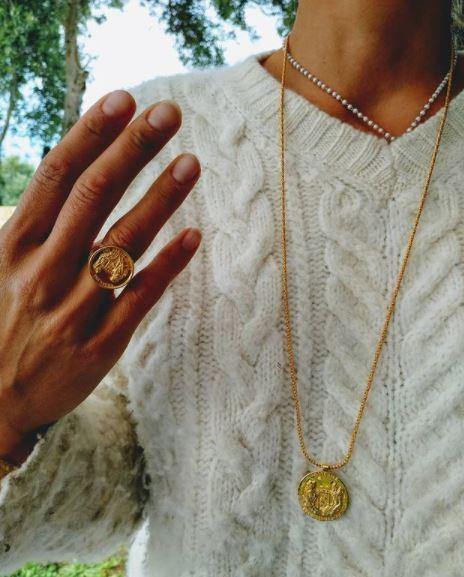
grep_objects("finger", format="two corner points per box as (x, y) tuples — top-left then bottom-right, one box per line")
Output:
(100, 153), (200, 260)
(95, 227), (201, 347)
(12, 91), (136, 243)
(62, 153), (200, 322)
(48, 100), (182, 259)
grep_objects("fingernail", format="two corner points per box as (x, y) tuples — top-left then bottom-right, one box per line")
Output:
(182, 228), (202, 251)
(147, 100), (180, 131)
(171, 153), (200, 184)
(102, 90), (133, 117)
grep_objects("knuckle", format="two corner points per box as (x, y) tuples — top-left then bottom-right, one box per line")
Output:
(3, 245), (53, 308)
(82, 113), (107, 138)
(108, 221), (141, 252)
(156, 250), (172, 275)
(122, 274), (152, 310)
(125, 285), (146, 310)
(87, 332), (124, 360)
(0, 222), (18, 257)
(11, 272), (41, 305)
(155, 252), (177, 286)
(127, 126), (155, 154)
(1, 211), (42, 253)
(34, 155), (71, 190)
(156, 180), (178, 210)
(72, 171), (111, 208)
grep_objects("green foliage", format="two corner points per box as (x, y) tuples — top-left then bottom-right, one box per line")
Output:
(0, 0), (127, 153)
(0, 0), (297, 154)
(140, 0), (297, 67)
(4, 555), (126, 577)
(0, 155), (34, 205)
(0, 0), (66, 149)
(53, 0), (126, 30)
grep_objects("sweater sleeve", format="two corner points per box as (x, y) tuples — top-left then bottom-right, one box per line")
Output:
(0, 82), (159, 576)
(0, 363), (149, 574)
(0, 75), (179, 575)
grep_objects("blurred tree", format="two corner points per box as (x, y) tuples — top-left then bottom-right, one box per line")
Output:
(0, 0), (127, 144)
(59, 0), (297, 130)
(58, 0), (126, 134)
(140, 0), (296, 67)
(0, 0), (296, 155)
(0, 0), (65, 156)
(0, 155), (35, 205)
(2, 0), (297, 142)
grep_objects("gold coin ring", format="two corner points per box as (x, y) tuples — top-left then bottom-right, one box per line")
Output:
(88, 245), (135, 290)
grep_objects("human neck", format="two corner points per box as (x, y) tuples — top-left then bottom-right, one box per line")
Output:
(261, 0), (460, 137)
(292, 0), (452, 98)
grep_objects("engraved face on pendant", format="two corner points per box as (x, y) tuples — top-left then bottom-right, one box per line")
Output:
(298, 470), (349, 521)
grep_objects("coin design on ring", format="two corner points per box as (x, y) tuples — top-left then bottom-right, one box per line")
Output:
(88, 246), (134, 289)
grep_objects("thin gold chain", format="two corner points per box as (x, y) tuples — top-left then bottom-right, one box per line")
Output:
(279, 35), (457, 471)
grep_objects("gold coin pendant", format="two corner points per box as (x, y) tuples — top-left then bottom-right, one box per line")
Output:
(298, 470), (349, 521)
(89, 246), (134, 290)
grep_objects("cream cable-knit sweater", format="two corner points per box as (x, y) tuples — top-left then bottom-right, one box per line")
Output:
(1, 49), (464, 577)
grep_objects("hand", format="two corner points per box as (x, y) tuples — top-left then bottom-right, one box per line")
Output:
(0, 91), (201, 463)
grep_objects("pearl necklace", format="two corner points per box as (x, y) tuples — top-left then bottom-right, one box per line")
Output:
(286, 43), (456, 142)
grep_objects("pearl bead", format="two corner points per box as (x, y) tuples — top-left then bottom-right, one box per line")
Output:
(286, 46), (452, 144)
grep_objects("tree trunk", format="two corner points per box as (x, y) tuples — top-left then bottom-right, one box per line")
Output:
(0, 73), (18, 204)
(0, 73), (18, 155)
(62, 0), (88, 136)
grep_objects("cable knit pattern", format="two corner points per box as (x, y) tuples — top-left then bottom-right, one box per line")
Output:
(190, 73), (284, 577)
(0, 369), (147, 574)
(318, 172), (390, 577)
(1, 50), (464, 577)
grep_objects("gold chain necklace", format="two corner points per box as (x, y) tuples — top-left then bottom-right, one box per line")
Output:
(279, 35), (456, 521)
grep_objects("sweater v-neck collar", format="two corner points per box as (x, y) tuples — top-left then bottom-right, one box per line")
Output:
(218, 48), (464, 187)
